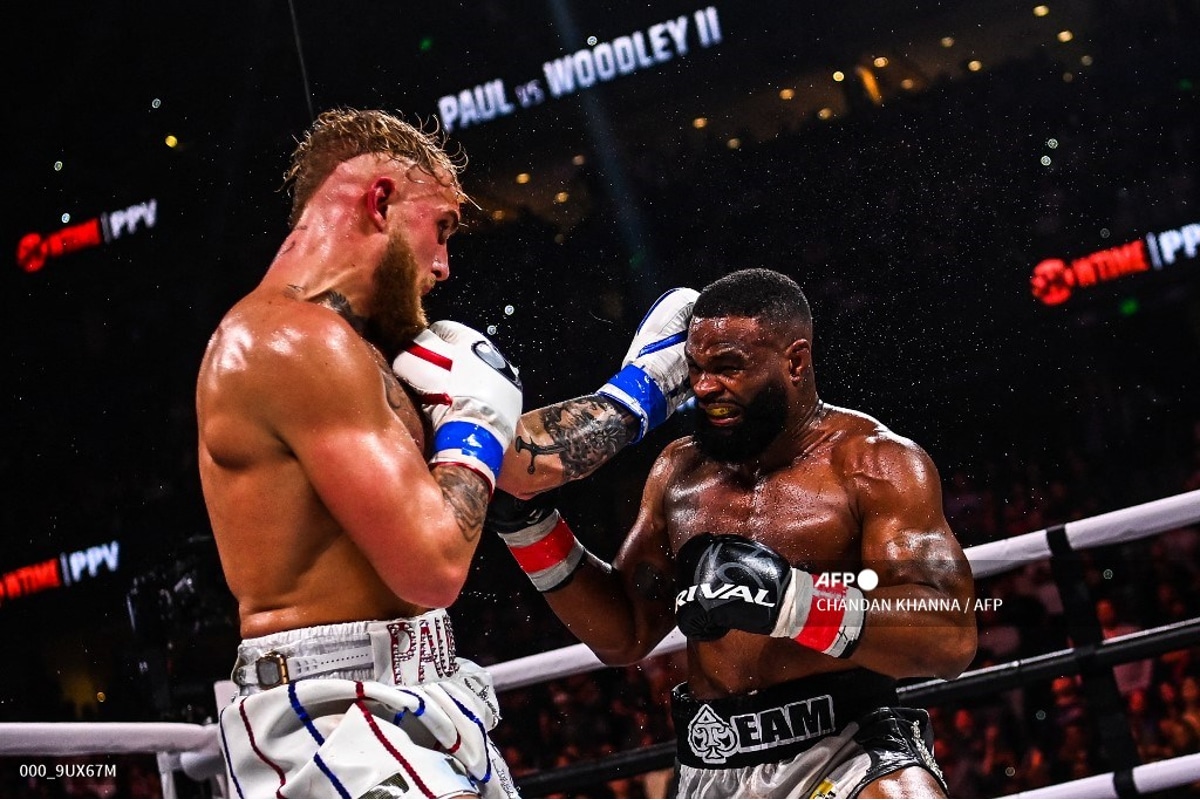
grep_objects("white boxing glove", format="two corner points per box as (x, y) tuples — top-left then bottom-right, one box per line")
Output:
(392, 321), (523, 491)
(598, 287), (699, 442)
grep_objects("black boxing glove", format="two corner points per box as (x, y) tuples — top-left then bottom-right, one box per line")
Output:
(487, 490), (590, 592)
(673, 534), (865, 657)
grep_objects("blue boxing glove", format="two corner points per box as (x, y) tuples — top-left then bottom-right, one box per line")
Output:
(598, 287), (698, 443)
(392, 321), (523, 492)
(674, 534), (865, 657)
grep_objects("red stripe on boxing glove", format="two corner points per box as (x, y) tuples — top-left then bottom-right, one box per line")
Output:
(674, 534), (864, 657)
(393, 321), (522, 491)
(487, 490), (590, 592)
(770, 572), (865, 658)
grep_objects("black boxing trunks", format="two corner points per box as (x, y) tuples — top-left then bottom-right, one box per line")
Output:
(671, 669), (947, 798)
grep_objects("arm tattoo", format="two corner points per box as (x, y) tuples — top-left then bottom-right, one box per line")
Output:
(517, 397), (632, 480)
(434, 468), (490, 542)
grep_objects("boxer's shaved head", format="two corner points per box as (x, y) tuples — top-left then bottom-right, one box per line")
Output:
(693, 268), (812, 343)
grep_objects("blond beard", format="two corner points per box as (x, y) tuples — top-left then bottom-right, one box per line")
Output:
(368, 228), (429, 355)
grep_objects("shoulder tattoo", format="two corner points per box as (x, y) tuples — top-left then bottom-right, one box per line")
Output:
(313, 290), (368, 336)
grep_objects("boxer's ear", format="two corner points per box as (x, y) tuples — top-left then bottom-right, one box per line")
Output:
(785, 338), (811, 382)
(368, 177), (398, 230)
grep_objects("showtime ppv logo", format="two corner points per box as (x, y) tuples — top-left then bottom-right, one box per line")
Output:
(1030, 220), (1199, 305)
(0, 541), (120, 605)
(15, 199), (158, 273)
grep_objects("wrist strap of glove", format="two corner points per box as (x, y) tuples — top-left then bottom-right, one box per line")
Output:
(771, 570), (865, 658)
(598, 364), (667, 444)
(431, 419), (507, 492)
(497, 511), (588, 592)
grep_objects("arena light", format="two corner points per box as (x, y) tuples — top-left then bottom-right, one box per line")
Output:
(1057, 30), (1074, 42)
(515, 172), (531, 184)
(967, 60), (983, 72)
(1034, 5), (1050, 17)
(832, 70), (845, 82)
(692, 116), (708, 129)
(779, 88), (795, 100)
(855, 66), (883, 104)
(940, 37), (955, 48)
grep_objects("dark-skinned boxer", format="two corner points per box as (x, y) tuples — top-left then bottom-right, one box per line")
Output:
(489, 268), (977, 798)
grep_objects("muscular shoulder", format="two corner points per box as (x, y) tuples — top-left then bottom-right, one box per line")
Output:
(825, 405), (940, 492)
(658, 435), (707, 476)
(203, 295), (374, 390)
(198, 293), (398, 440)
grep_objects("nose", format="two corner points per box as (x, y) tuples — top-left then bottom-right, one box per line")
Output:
(691, 371), (721, 399)
(432, 249), (450, 282)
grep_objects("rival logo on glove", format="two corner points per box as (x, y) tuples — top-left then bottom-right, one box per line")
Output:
(675, 582), (777, 609)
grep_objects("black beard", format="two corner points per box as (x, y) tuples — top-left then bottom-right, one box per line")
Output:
(692, 381), (789, 463)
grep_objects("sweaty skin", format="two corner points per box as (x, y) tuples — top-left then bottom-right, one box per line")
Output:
(198, 155), (636, 638)
(538, 314), (976, 797)
(197, 156), (474, 637)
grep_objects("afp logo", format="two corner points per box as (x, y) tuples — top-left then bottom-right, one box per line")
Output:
(814, 568), (880, 591)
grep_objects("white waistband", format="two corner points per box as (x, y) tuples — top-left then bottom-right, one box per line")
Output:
(232, 608), (459, 694)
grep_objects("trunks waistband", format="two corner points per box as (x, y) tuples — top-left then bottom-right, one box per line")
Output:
(671, 669), (899, 769)
(231, 608), (458, 694)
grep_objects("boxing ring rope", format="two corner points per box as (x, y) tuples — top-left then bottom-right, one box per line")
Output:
(516, 618), (1200, 796)
(0, 721), (222, 798)
(1001, 751), (1200, 799)
(0, 488), (1197, 798)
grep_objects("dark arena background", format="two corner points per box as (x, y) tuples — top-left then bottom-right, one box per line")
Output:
(4, 1), (1200, 797)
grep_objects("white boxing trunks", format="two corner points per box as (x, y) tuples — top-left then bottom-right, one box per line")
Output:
(672, 669), (946, 799)
(218, 608), (519, 798)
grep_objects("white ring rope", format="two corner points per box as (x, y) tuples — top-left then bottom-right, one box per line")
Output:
(0, 721), (215, 758)
(968, 488), (1200, 578)
(1001, 750), (1200, 798)
(0, 488), (1197, 797)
